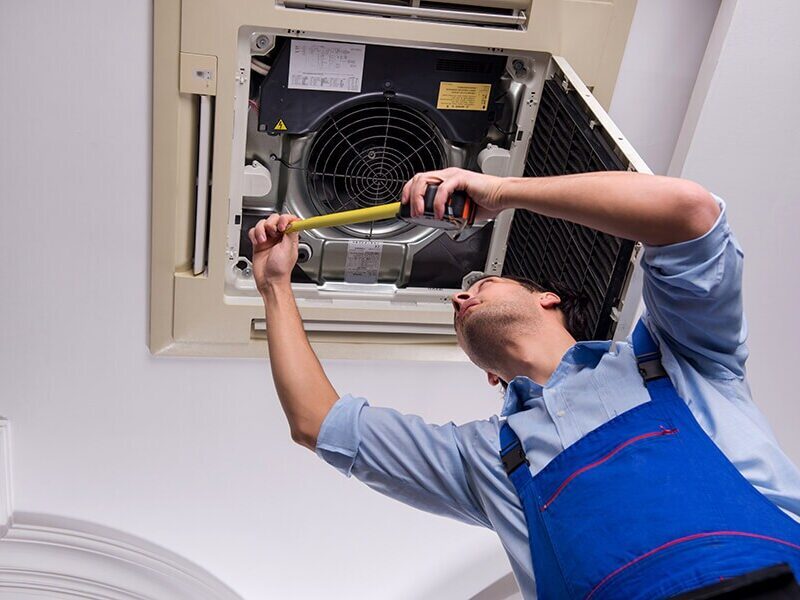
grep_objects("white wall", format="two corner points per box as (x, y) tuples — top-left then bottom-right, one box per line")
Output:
(0, 2), (506, 598)
(669, 0), (800, 459)
(609, 0), (721, 174)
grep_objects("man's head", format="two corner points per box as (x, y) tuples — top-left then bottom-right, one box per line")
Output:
(451, 275), (590, 386)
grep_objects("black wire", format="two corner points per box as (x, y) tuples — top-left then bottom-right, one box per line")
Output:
(491, 121), (516, 136)
(492, 90), (508, 103)
(269, 153), (303, 170)
(489, 90), (514, 136)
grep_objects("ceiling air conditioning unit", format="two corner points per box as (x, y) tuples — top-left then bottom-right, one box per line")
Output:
(151, 0), (645, 359)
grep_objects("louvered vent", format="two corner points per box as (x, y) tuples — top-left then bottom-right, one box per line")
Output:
(279, 0), (528, 29)
(502, 79), (636, 340)
(306, 100), (447, 236)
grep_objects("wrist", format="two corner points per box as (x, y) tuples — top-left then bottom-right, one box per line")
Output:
(259, 277), (293, 300)
(501, 176), (544, 211)
(490, 176), (514, 211)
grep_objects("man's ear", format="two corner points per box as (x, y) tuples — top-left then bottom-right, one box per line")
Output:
(539, 291), (561, 309)
(487, 372), (501, 386)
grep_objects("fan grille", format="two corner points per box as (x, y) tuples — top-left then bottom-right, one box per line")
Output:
(306, 101), (447, 234)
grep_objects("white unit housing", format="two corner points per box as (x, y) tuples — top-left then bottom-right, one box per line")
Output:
(151, 0), (647, 359)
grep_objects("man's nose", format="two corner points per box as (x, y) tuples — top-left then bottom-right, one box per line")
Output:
(451, 292), (471, 312)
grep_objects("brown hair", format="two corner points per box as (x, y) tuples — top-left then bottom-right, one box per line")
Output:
(502, 275), (593, 342)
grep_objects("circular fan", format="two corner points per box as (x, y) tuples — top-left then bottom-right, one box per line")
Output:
(306, 100), (448, 237)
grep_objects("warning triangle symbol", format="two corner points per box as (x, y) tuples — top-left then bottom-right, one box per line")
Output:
(274, 119), (288, 131)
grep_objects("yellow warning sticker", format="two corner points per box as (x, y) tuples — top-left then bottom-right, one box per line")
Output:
(274, 119), (288, 131)
(436, 82), (491, 111)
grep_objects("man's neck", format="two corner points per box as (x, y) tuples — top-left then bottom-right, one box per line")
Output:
(499, 328), (577, 386)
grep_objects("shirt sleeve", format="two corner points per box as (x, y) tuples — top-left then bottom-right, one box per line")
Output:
(640, 195), (748, 379)
(315, 393), (493, 529)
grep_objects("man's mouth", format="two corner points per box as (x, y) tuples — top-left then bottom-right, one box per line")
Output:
(457, 300), (480, 320)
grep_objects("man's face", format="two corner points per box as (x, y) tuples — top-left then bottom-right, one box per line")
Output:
(451, 277), (544, 371)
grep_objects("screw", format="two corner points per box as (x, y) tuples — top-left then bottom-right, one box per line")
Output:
(512, 59), (527, 75)
(297, 243), (312, 263)
(243, 267), (253, 278)
(255, 35), (270, 50)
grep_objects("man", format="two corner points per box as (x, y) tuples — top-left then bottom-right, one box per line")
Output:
(249, 168), (800, 598)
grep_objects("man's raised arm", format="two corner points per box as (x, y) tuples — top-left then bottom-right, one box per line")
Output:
(249, 213), (338, 450)
(403, 169), (720, 246)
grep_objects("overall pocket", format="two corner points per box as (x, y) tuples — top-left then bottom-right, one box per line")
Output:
(541, 426), (678, 511)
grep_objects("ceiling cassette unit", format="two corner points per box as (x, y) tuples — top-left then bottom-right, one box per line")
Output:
(151, 0), (645, 359)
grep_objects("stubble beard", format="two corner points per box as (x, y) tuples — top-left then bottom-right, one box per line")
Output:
(457, 301), (538, 373)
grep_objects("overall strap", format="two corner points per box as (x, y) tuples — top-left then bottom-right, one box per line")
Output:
(632, 319), (669, 384)
(499, 422), (533, 491)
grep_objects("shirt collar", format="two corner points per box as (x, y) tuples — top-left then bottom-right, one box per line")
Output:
(499, 340), (613, 417)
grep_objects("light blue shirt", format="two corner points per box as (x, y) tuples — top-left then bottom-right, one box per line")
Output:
(315, 198), (800, 599)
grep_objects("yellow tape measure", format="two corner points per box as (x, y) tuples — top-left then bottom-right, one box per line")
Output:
(283, 185), (475, 234)
(284, 203), (401, 234)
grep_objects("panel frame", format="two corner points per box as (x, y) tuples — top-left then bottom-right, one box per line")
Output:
(150, 0), (641, 358)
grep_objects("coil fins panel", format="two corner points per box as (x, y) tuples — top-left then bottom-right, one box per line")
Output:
(502, 78), (636, 340)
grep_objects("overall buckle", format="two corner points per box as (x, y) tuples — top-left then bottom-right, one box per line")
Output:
(638, 358), (668, 382)
(501, 444), (529, 475)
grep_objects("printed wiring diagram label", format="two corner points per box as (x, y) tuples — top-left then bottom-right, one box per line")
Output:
(288, 40), (366, 93)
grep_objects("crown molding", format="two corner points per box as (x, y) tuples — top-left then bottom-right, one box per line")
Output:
(0, 418), (240, 600)
(0, 419), (10, 538)
(0, 513), (243, 599)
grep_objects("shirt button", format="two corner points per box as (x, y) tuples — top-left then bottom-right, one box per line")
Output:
(556, 410), (565, 418)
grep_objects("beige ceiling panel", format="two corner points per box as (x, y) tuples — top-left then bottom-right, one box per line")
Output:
(179, 53), (218, 95)
(150, 0), (644, 358)
(558, 0), (636, 107)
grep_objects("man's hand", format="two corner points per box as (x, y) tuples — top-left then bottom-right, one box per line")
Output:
(401, 167), (506, 222)
(248, 213), (302, 293)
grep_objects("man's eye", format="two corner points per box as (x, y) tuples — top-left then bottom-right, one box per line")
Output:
(477, 278), (496, 291)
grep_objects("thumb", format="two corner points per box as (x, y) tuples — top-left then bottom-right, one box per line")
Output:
(433, 174), (469, 220)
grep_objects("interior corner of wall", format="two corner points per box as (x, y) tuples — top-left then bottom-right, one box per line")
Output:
(667, 0), (736, 178)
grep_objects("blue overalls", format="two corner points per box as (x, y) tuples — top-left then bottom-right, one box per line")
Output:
(499, 320), (800, 599)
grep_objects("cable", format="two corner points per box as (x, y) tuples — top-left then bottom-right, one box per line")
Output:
(269, 153), (302, 170)
(251, 59), (270, 76)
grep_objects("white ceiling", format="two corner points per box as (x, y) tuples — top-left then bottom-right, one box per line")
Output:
(7, 1), (798, 599)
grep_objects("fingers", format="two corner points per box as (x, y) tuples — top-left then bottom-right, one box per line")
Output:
(276, 213), (292, 233)
(412, 174), (436, 218)
(248, 213), (300, 249)
(410, 172), (443, 218)
(402, 168), (465, 218)
(278, 215), (301, 244)
(433, 174), (467, 221)
(251, 214), (278, 245)
(264, 213), (282, 239)
(400, 173), (418, 209)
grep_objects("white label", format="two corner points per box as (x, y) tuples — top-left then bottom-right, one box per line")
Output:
(344, 240), (383, 283)
(288, 40), (365, 93)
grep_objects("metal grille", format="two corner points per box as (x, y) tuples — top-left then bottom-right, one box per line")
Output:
(503, 78), (635, 340)
(306, 101), (447, 234)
